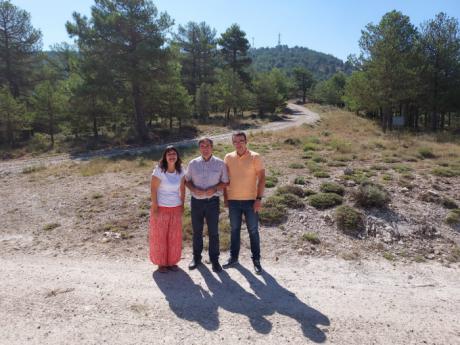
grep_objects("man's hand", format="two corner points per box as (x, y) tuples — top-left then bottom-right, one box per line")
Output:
(205, 187), (217, 197)
(194, 188), (206, 197)
(254, 199), (262, 213)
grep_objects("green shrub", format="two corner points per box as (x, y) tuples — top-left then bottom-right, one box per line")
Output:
(302, 232), (320, 244)
(259, 204), (288, 226)
(26, 133), (50, 152)
(400, 172), (415, 180)
(328, 161), (348, 167)
(330, 139), (353, 153)
(333, 155), (353, 162)
(354, 182), (390, 208)
(308, 192), (343, 209)
(442, 197), (458, 209)
(313, 171), (330, 178)
(446, 209), (460, 225)
(447, 246), (460, 262)
(278, 193), (305, 209)
(307, 161), (322, 172)
(22, 165), (46, 174)
(289, 162), (305, 169)
(303, 142), (318, 151)
(383, 157), (401, 163)
(304, 189), (317, 196)
(306, 136), (321, 144)
(383, 252), (396, 261)
(265, 176), (279, 188)
(418, 147), (436, 159)
(431, 167), (458, 177)
(393, 164), (412, 173)
(284, 138), (301, 145)
(320, 182), (345, 196)
(43, 223), (61, 231)
(371, 164), (388, 171)
(381, 173), (393, 181)
(312, 155), (327, 163)
(335, 205), (365, 236)
(294, 176), (306, 185)
(276, 185), (306, 197)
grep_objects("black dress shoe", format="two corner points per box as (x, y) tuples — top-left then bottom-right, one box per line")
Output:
(222, 257), (238, 269)
(188, 258), (201, 270)
(211, 261), (222, 272)
(253, 259), (262, 275)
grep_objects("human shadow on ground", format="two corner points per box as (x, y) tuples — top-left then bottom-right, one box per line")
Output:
(235, 265), (330, 342)
(197, 264), (273, 334)
(154, 264), (329, 342)
(152, 268), (219, 331)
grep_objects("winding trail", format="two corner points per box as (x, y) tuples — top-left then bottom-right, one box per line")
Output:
(0, 103), (319, 176)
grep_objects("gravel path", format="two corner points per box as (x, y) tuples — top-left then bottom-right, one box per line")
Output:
(1, 254), (459, 345)
(0, 103), (319, 176)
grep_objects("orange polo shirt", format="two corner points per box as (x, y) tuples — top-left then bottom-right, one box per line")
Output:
(224, 150), (264, 200)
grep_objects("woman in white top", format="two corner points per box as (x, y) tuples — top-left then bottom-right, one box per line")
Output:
(150, 146), (185, 273)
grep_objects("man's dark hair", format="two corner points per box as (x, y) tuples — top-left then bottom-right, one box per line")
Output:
(232, 131), (247, 141)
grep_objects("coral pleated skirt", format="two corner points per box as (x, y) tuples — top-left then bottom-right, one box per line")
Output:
(149, 206), (183, 266)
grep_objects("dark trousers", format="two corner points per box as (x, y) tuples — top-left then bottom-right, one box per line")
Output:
(191, 196), (220, 262)
(228, 200), (260, 261)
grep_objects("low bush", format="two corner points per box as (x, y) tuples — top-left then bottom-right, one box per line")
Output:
(354, 182), (390, 208)
(289, 162), (305, 169)
(294, 176), (306, 185)
(284, 138), (301, 146)
(335, 205), (365, 236)
(308, 192), (343, 209)
(313, 171), (330, 178)
(259, 204), (288, 226)
(431, 167), (458, 177)
(276, 185), (306, 197)
(265, 175), (279, 188)
(303, 142), (319, 152)
(302, 232), (320, 244)
(442, 197), (458, 209)
(418, 147), (436, 159)
(320, 182), (345, 196)
(446, 209), (460, 225)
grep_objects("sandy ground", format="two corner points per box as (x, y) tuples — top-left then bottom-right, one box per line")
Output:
(1, 104), (459, 344)
(1, 253), (459, 345)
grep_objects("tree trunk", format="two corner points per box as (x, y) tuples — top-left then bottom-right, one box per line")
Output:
(6, 110), (14, 147)
(92, 97), (98, 138)
(131, 82), (148, 142)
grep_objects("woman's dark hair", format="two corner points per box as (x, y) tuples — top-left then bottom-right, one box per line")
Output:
(159, 146), (182, 173)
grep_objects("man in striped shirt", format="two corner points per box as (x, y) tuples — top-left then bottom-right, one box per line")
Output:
(185, 137), (229, 272)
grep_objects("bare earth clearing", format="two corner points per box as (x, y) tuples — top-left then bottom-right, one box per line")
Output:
(1, 104), (459, 344)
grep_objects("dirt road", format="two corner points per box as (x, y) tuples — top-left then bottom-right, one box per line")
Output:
(1, 253), (459, 345)
(0, 103), (319, 176)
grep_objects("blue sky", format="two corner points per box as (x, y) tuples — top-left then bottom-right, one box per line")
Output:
(12, 0), (460, 61)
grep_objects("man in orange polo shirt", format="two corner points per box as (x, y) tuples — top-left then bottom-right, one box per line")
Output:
(223, 131), (265, 274)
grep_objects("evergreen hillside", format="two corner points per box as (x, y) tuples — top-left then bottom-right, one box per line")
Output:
(249, 45), (353, 80)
